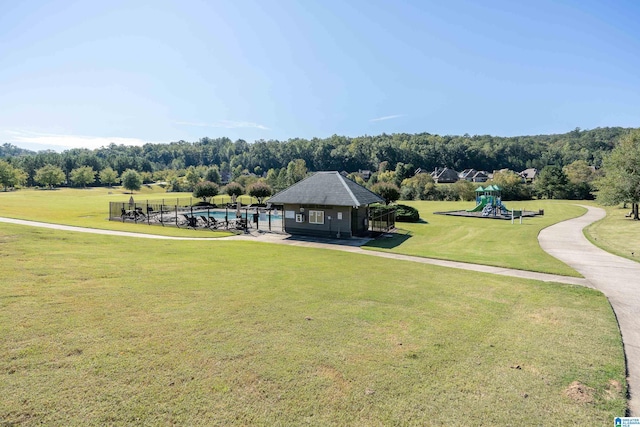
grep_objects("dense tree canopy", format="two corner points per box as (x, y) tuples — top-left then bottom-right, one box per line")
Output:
(596, 129), (640, 219)
(0, 127), (632, 200)
(534, 166), (570, 199)
(0, 160), (27, 191)
(490, 170), (530, 200)
(1, 128), (634, 199)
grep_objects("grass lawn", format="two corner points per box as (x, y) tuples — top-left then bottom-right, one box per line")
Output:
(0, 222), (626, 425)
(584, 203), (640, 262)
(365, 200), (586, 277)
(0, 186), (234, 238)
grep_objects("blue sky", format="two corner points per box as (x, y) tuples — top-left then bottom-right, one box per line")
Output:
(1, 0), (639, 151)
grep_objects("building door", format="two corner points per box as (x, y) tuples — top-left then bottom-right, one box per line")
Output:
(350, 207), (359, 237)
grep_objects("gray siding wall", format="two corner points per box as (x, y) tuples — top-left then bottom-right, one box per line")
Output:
(281, 204), (353, 238)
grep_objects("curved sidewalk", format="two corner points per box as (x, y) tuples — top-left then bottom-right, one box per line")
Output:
(539, 205), (640, 416)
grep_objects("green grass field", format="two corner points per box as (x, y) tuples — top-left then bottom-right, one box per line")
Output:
(0, 186), (235, 238)
(365, 200), (585, 276)
(0, 189), (628, 424)
(0, 223), (626, 425)
(585, 204), (640, 262)
(0, 189), (583, 275)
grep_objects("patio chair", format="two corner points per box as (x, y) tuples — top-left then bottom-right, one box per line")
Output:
(202, 216), (220, 230)
(179, 214), (198, 228)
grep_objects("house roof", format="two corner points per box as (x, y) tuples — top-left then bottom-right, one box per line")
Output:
(267, 171), (384, 207)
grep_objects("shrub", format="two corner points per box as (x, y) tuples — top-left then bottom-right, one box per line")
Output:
(395, 204), (420, 222)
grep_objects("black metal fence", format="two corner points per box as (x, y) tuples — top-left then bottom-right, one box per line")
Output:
(108, 199), (284, 233)
(369, 206), (397, 234)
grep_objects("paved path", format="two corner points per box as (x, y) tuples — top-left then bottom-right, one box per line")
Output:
(539, 205), (640, 416)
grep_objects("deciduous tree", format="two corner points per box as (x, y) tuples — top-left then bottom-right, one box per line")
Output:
(121, 169), (142, 194)
(99, 167), (119, 187)
(534, 166), (569, 199)
(371, 182), (400, 205)
(596, 129), (640, 219)
(224, 181), (244, 201)
(205, 166), (221, 184)
(491, 170), (528, 200)
(193, 181), (219, 202)
(185, 166), (201, 190)
(286, 159), (307, 185)
(247, 181), (272, 204)
(453, 179), (476, 201)
(70, 166), (96, 188)
(0, 160), (26, 191)
(34, 164), (65, 189)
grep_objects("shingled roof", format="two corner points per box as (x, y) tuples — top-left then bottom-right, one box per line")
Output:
(268, 171), (384, 207)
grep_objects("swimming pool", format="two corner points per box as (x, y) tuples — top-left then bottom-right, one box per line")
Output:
(192, 210), (282, 221)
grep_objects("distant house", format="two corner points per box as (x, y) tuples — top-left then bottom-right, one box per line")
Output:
(267, 171), (384, 238)
(520, 168), (538, 183)
(470, 171), (489, 182)
(431, 167), (459, 183)
(459, 169), (489, 182)
(220, 172), (232, 185)
(358, 169), (372, 181)
(459, 169), (476, 180)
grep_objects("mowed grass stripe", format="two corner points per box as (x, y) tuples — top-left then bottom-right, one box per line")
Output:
(365, 200), (586, 276)
(0, 223), (625, 425)
(585, 204), (640, 262)
(0, 186), (234, 238)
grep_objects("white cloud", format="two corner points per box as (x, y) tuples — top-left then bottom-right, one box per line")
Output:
(175, 120), (270, 130)
(370, 114), (405, 122)
(2, 130), (151, 150)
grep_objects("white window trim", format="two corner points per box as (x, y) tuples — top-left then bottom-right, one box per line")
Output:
(308, 210), (325, 224)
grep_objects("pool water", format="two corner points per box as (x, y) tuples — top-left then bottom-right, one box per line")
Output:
(193, 210), (282, 221)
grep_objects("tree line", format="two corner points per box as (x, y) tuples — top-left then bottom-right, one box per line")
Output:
(0, 127), (636, 206)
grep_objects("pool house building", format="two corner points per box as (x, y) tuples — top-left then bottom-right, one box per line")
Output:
(267, 171), (385, 238)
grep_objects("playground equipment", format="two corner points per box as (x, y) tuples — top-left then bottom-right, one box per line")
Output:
(467, 185), (510, 217)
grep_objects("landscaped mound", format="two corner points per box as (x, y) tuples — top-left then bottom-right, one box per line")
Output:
(395, 204), (420, 222)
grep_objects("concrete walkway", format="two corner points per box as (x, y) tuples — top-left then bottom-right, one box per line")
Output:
(539, 205), (640, 416)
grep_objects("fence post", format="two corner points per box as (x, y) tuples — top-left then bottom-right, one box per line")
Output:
(386, 208), (390, 231)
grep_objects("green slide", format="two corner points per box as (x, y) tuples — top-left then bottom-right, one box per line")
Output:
(467, 197), (487, 212)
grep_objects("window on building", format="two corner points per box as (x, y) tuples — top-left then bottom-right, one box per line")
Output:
(308, 210), (324, 224)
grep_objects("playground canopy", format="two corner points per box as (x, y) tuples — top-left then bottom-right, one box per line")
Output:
(475, 185), (501, 194)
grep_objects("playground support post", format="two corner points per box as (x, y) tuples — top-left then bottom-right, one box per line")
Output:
(511, 209), (522, 224)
